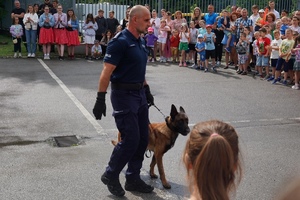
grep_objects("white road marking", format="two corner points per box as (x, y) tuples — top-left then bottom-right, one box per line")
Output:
(37, 59), (106, 135)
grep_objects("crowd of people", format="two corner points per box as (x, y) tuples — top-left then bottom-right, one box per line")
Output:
(10, 0), (300, 90)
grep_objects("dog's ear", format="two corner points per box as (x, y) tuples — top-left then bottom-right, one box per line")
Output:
(170, 104), (178, 120)
(179, 106), (186, 113)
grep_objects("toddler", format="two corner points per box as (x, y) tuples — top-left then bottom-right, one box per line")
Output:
(91, 40), (102, 60)
(10, 17), (23, 58)
(145, 27), (158, 62)
(195, 34), (205, 70)
(170, 29), (180, 62)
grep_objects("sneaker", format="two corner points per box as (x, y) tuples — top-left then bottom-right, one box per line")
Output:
(212, 66), (217, 72)
(292, 85), (299, 89)
(237, 70), (243, 74)
(281, 80), (288, 86)
(241, 71), (247, 75)
(151, 58), (154, 62)
(225, 47), (231, 53)
(267, 76), (274, 81)
(183, 62), (187, 67)
(18, 53), (22, 58)
(199, 66), (204, 70)
(85, 56), (89, 60)
(27, 53), (32, 58)
(216, 61), (220, 66)
(101, 173), (125, 197)
(14, 53), (17, 58)
(264, 75), (270, 80)
(191, 64), (197, 68)
(272, 78), (280, 84)
(179, 63), (182, 67)
(204, 68), (208, 72)
(46, 54), (50, 59)
(163, 58), (167, 63)
(125, 178), (154, 193)
(44, 54), (47, 60)
(31, 53), (35, 58)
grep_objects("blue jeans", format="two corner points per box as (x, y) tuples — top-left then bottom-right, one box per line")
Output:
(25, 29), (37, 54)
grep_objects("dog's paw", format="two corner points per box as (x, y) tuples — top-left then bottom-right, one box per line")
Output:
(150, 174), (158, 179)
(163, 182), (171, 189)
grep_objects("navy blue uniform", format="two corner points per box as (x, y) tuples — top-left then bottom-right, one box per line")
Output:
(104, 29), (149, 182)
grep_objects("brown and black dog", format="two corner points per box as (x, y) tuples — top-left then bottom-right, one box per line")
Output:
(111, 104), (190, 189)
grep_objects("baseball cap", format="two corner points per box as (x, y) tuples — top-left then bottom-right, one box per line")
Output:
(259, 9), (265, 13)
(198, 34), (203, 38)
(206, 24), (212, 29)
(148, 27), (154, 32)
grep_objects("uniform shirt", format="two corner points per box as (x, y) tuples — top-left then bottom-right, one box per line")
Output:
(104, 29), (147, 83)
(256, 36), (271, 55)
(279, 39), (295, 59)
(204, 32), (216, 50)
(270, 38), (282, 59)
(195, 41), (205, 56)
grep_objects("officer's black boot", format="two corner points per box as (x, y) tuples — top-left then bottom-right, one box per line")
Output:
(125, 178), (154, 193)
(101, 172), (125, 197)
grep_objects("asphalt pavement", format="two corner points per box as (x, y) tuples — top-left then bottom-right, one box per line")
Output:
(0, 58), (300, 200)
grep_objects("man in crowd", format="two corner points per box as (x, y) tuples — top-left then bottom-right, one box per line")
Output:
(95, 9), (107, 42)
(11, 0), (26, 51)
(106, 10), (119, 34)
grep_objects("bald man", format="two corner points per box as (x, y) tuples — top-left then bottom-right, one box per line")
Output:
(93, 5), (154, 197)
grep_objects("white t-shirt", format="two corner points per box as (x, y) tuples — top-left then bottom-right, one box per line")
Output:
(270, 38), (282, 59)
(250, 14), (260, 27)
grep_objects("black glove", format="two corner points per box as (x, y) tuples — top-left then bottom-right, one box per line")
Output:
(144, 85), (154, 106)
(93, 92), (106, 120)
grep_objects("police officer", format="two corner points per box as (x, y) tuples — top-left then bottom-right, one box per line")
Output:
(92, 5), (154, 197)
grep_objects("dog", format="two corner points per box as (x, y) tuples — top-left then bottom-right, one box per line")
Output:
(111, 104), (190, 189)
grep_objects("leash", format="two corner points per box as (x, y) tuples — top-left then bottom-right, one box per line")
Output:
(152, 104), (167, 119)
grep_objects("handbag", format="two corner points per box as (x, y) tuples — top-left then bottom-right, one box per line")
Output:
(12, 39), (18, 44)
(25, 22), (31, 30)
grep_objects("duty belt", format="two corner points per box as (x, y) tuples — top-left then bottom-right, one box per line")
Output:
(111, 82), (144, 90)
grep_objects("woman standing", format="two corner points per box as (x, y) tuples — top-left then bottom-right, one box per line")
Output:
(23, 5), (38, 58)
(191, 7), (202, 29)
(38, 5), (54, 59)
(53, 4), (68, 60)
(66, 9), (80, 60)
(173, 10), (187, 32)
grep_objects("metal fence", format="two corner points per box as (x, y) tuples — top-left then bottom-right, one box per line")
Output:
(2, 0), (300, 31)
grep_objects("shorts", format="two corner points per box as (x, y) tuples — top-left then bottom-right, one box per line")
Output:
(205, 50), (215, 59)
(84, 35), (95, 44)
(179, 42), (188, 51)
(276, 57), (294, 72)
(171, 47), (178, 56)
(223, 30), (231, 37)
(294, 61), (300, 71)
(256, 55), (270, 67)
(188, 43), (196, 51)
(157, 37), (167, 44)
(199, 53), (206, 61)
(238, 54), (248, 64)
(271, 58), (278, 67)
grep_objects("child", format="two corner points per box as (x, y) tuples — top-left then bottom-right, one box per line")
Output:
(256, 28), (271, 77)
(198, 20), (207, 36)
(195, 34), (205, 70)
(280, 17), (289, 39)
(157, 19), (170, 62)
(189, 21), (198, 67)
(144, 27), (158, 62)
(183, 120), (241, 200)
(10, 17), (23, 58)
(38, 5), (55, 60)
(179, 23), (190, 67)
(264, 25), (273, 41)
(203, 25), (216, 72)
(252, 31), (260, 74)
(244, 26), (252, 71)
(115, 25), (122, 35)
(236, 33), (249, 75)
(82, 13), (98, 60)
(66, 8), (80, 60)
(268, 30), (282, 81)
(220, 10), (232, 53)
(91, 40), (102, 60)
(272, 28), (295, 85)
(170, 29), (180, 63)
(100, 29), (113, 59)
(292, 35), (300, 89)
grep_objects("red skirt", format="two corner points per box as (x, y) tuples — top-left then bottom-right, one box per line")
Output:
(39, 27), (54, 44)
(67, 30), (80, 46)
(53, 28), (68, 44)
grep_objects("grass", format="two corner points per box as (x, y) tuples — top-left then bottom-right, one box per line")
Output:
(0, 34), (20, 57)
